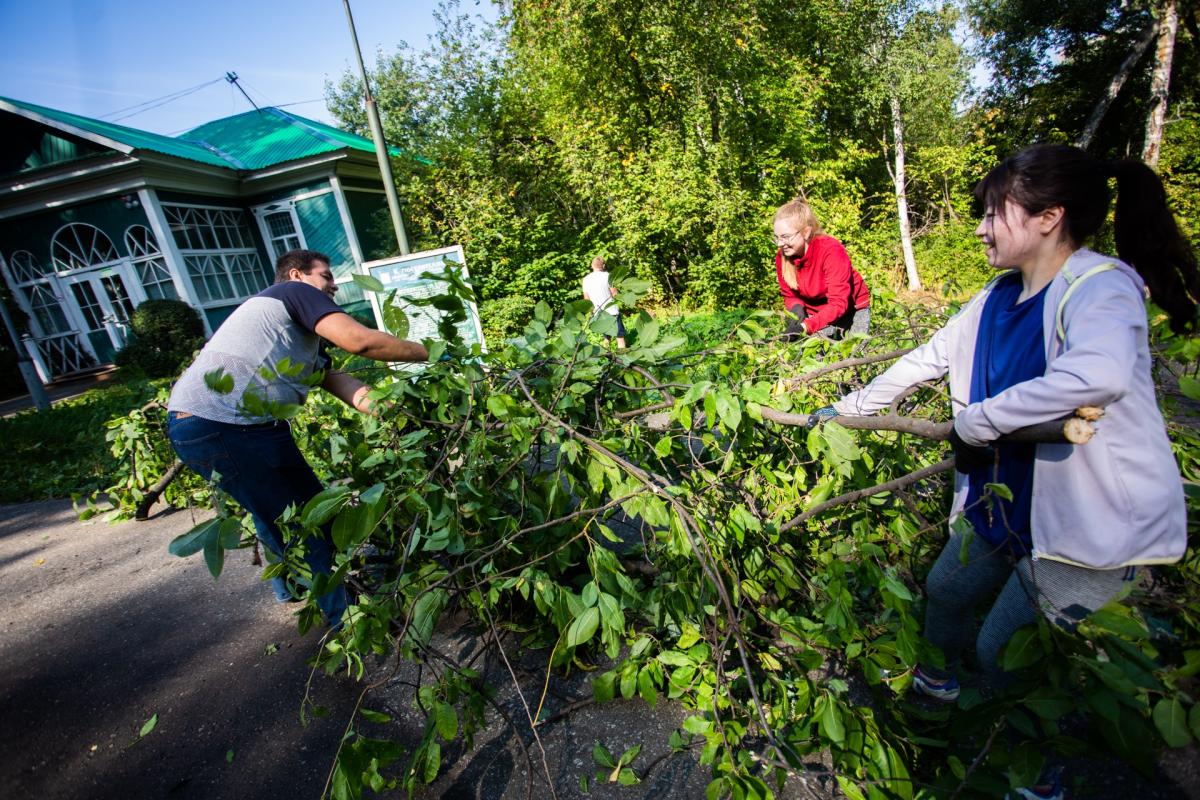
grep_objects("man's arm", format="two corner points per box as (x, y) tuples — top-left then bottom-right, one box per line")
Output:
(321, 370), (375, 414)
(314, 312), (429, 362)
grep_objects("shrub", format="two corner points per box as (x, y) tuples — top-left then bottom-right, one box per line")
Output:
(480, 294), (538, 343)
(115, 299), (205, 378)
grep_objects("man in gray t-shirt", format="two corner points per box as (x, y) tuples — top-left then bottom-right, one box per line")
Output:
(167, 249), (428, 626)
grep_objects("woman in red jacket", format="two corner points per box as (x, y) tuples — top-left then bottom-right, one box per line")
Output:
(773, 197), (871, 338)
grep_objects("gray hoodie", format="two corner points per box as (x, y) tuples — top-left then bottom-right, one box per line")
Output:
(834, 248), (1186, 569)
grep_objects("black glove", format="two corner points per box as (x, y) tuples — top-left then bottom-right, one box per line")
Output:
(947, 427), (994, 474)
(806, 406), (838, 427)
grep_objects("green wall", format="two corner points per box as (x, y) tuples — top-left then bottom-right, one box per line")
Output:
(295, 191), (354, 276)
(0, 196), (149, 267)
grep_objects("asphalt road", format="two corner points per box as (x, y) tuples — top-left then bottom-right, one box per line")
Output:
(0, 499), (360, 800)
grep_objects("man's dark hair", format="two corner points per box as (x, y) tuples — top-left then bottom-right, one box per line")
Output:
(274, 249), (331, 283)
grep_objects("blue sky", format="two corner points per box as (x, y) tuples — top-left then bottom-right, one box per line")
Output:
(0, 0), (499, 135)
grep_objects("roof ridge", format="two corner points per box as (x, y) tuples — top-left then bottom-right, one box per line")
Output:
(264, 107), (346, 149)
(179, 137), (248, 170)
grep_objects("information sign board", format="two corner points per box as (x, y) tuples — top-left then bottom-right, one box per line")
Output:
(362, 245), (485, 354)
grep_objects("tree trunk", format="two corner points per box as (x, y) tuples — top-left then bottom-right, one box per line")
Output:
(1143, 0), (1179, 167)
(890, 94), (921, 291)
(1077, 20), (1158, 149)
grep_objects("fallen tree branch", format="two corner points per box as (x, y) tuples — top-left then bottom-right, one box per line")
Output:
(758, 406), (1102, 445)
(784, 347), (914, 388)
(780, 459), (955, 533)
(774, 406), (1105, 532)
(135, 459), (185, 520)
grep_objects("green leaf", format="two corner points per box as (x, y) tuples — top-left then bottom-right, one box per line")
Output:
(984, 482), (1013, 501)
(617, 767), (638, 786)
(352, 273), (385, 293)
(360, 709), (391, 724)
(203, 368), (234, 395)
(821, 422), (862, 463)
(836, 775), (867, 800)
(566, 607), (600, 648)
(203, 531), (225, 579)
(139, 713), (158, 737)
(226, 749), (234, 763)
(1178, 375), (1200, 401)
(406, 589), (448, 650)
(301, 486), (353, 527)
(332, 501), (383, 551)
(819, 695), (845, 744)
(1088, 607), (1149, 639)
(435, 702), (458, 740)
(592, 741), (615, 768)
(881, 574), (914, 602)
(1153, 697), (1193, 747)
(637, 668), (657, 707)
(1006, 742), (1043, 788)
(1001, 627), (1043, 670)
(169, 519), (218, 557)
(1189, 702), (1200, 742)
(1023, 686), (1073, 720)
(423, 740), (441, 783)
(593, 671), (616, 703)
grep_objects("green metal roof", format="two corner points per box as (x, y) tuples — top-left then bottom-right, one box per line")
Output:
(0, 96), (232, 168)
(1, 96), (405, 172)
(180, 107), (401, 170)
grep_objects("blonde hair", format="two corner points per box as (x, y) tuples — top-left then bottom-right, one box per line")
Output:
(774, 197), (824, 290)
(590, 256), (607, 271)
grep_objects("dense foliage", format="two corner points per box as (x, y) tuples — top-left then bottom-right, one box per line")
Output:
(324, 1), (1199, 341)
(93, 275), (1200, 799)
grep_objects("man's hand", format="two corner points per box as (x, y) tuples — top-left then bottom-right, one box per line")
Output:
(947, 426), (995, 474)
(806, 406), (838, 427)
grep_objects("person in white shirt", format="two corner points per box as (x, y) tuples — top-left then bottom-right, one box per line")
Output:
(582, 256), (626, 348)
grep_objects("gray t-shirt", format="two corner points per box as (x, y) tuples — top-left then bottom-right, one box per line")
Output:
(168, 282), (342, 424)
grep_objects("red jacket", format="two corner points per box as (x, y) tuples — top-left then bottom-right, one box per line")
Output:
(775, 235), (870, 334)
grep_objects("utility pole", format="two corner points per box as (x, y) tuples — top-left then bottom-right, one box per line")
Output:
(342, 0), (411, 255)
(0, 284), (50, 411)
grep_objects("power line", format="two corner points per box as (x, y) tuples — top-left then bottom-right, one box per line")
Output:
(99, 77), (225, 122)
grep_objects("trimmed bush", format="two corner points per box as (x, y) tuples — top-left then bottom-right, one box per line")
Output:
(114, 299), (205, 378)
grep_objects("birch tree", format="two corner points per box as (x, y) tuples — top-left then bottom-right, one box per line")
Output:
(1142, 0), (1179, 167)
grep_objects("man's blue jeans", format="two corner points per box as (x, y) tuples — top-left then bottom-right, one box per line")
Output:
(166, 412), (348, 626)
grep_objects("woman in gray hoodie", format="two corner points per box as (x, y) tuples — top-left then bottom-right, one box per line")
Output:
(817, 145), (1197, 719)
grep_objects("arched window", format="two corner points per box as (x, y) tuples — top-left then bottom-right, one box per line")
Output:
(50, 222), (119, 272)
(6, 251), (70, 334)
(124, 225), (177, 300)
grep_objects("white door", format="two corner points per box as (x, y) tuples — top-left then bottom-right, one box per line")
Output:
(62, 264), (142, 362)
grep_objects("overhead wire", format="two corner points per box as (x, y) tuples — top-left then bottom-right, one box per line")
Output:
(99, 77), (225, 123)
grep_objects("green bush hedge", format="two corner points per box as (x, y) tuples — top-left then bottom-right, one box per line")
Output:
(115, 299), (205, 378)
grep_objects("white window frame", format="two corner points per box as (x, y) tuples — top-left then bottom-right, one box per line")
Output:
(252, 200), (307, 263)
(161, 203), (269, 307)
(49, 222), (120, 273)
(124, 225), (178, 300)
(3, 250), (70, 337)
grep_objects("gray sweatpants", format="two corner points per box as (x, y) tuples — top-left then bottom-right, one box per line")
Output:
(922, 530), (1137, 687)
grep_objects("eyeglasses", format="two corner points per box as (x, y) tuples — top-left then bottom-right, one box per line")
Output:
(773, 230), (802, 245)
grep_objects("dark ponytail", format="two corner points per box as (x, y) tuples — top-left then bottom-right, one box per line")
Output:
(976, 145), (1199, 334)
(1108, 159), (1200, 334)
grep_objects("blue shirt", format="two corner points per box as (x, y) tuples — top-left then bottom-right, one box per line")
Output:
(964, 272), (1048, 554)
